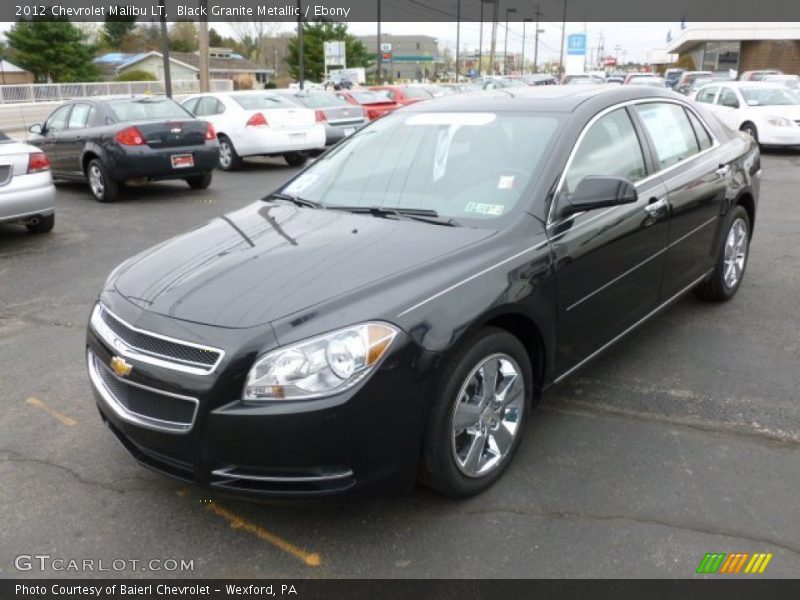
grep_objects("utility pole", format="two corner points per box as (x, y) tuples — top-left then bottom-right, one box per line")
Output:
(455, 0), (461, 82)
(558, 0), (568, 76)
(158, 0), (171, 97)
(522, 18), (531, 75)
(198, 0), (210, 93)
(297, 0), (304, 89)
(503, 8), (516, 75)
(489, 1), (498, 76)
(377, 0), (382, 83)
(533, 3), (542, 73)
(478, 2), (484, 77)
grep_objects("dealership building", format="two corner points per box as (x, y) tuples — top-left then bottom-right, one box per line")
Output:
(358, 34), (442, 81)
(666, 23), (800, 74)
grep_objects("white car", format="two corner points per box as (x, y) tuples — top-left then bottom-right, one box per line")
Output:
(0, 132), (56, 234)
(694, 81), (800, 146)
(763, 74), (800, 93)
(181, 92), (326, 170)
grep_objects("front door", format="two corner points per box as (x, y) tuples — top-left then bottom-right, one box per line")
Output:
(550, 106), (670, 375)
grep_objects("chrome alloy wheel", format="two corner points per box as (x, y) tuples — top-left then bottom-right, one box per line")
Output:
(219, 140), (232, 168)
(723, 217), (748, 289)
(451, 353), (525, 478)
(89, 164), (105, 198)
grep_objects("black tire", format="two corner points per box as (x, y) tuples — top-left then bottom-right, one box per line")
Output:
(86, 159), (118, 203)
(419, 327), (533, 497)
(26, 213), (54, 234)
(741, 123), (759, 144)
(186, 171), (213, 190)
(695, 205), (751, 302)
(284, 152), (308, 167)
(217, 135), (242, 171)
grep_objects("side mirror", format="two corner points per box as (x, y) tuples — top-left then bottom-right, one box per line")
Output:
(562, 176), (638, 217)
(29, 123), (43, 135)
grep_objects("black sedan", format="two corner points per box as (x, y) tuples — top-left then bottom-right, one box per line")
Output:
(86, 86), (759, 498)
(29, 96), (219, 202)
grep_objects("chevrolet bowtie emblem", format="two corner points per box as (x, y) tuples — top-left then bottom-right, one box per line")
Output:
(110, 356), (133, 378)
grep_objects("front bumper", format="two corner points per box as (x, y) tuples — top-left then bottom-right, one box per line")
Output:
(0, 171), (55, 223)
(86, 296), (438, 498)
(758, 126), (800, 146)
(106, 143), (220, 183)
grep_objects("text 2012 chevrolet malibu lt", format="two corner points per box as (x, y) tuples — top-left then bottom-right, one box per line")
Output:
(87, 87), (759, 497)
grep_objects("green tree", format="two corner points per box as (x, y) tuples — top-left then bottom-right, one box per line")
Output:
(6, 16), (100, 82)
(169, 21), (198, 53)
(287, 21), (372, 82)
(103, 10), (137, 49)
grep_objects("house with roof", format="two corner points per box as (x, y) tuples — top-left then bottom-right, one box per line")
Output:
(0, 59), (35, 85)
(94, 49), (273, 87)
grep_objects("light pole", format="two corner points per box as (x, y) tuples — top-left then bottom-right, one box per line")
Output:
(533, 3), (542, 73)
(558, 0), (568, 75)
(479, 0), (496, 78)
(504, 8), (517, 75)
(522, 18), (532, 75)
(377, 0), (382, 83)
(455, 0), (461, 82)
(297, 0), (304, 89)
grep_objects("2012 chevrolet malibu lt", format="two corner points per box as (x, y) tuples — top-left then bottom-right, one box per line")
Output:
(86, 87), (760, 498)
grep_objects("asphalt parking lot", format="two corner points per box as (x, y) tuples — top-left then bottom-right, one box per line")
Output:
(1, 152), (799, 579)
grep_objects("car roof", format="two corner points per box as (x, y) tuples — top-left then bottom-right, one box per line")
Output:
(402, 85), (682, 113)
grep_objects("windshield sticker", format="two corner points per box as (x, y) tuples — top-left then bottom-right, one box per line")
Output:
(433, 125), (459, 181)
(465, 202), (505, 216)
(284, 173), (319, 195)
(497, 175), (516, 190)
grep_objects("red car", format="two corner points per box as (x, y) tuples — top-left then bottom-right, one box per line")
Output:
(336, 90), (400, 121)
(369, 85), (433, 106)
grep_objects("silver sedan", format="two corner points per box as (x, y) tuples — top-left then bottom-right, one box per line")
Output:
(0, 134), (56, 233)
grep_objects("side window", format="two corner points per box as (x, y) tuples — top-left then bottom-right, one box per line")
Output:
(194, 97), (215, 117)
(565, 108), (647, 192)
(685, 109), (713, 150)
(45, 105), (71, 133)
(717, 88), (740, 109)
(183, 98), (199, 114)
(696, 86), (718, 104)
(635, 103), (700, 169)
(67, 104), (93, 129)
(212, 99), (226, 115)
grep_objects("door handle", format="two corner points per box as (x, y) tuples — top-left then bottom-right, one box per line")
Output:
(644, 197), (668, 218)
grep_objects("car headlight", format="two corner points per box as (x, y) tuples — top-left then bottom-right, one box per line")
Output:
(765, 115), (793, 127)
(243, 323), (399, 401)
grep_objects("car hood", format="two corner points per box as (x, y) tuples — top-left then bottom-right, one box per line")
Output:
(113, 201), (495, 328)
(747, 104), (800, 118)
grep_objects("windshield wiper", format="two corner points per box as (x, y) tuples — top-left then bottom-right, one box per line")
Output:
(326, 206), (460, 227)
(264, 192), (322, 209)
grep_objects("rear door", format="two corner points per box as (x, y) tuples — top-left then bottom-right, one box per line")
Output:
(712, 86), (742, 130)
(550, 106), (670, 375)
(632, 101), (728, 297)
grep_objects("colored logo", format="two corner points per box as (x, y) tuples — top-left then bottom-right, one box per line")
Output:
(696, 552), (773, 574)
(110, 356), (133, 378)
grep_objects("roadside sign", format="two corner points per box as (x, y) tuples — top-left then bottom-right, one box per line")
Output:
(567, 34), (587, 56)
(380, 43), (392, 52)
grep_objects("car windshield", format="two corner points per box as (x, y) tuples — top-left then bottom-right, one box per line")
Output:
(292, 93), (349, 108)
(740, 87), (800, 106)
(350, 91), (392, 104)
(231, 93), (297, 110)
(107, 97), (192, 122)
(402, 87), (433, 99)
(279, 111), (561, 225)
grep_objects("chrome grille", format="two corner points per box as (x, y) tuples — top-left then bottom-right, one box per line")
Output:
(88, 351), (198, 433)
(91, 304), (223, 375)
